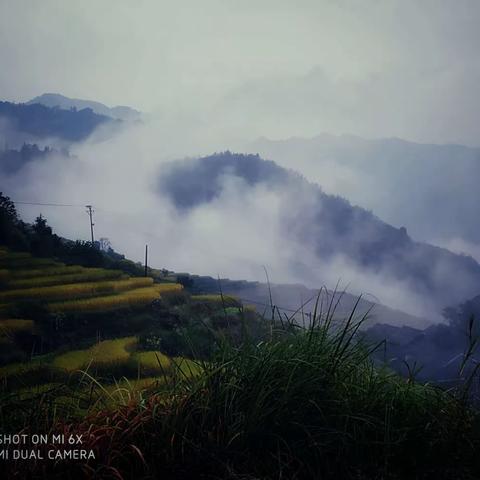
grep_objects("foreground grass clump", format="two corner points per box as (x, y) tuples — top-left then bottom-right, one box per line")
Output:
(6, 296), (480, 480)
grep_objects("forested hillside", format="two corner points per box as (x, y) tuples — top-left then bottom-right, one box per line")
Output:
(0, 101), (115, 142)
(158, 152), (480, 310)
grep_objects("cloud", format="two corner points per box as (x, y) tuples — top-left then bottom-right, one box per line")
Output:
(1, 1), (480, 145)
(2, 117), (460, 321)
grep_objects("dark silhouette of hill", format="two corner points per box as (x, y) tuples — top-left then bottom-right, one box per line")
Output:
(0, 101), (115, 142)
(366, 294), (480, 385)
(158, 152), (480, 311)
(28, 93), (140, 121)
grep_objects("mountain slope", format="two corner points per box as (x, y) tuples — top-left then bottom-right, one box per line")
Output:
(158, 152), (480, 313)
(249, 134), (480, 258)
(0, 101), (115, 142)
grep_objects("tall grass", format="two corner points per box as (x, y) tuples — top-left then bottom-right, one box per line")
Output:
(4, 291), (479, 479)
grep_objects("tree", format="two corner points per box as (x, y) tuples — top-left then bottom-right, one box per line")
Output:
(33, 214), (53, 236)
(0, 192), (18, 224)
(0, 192), (28, 249)
(31, 214), (58, 257)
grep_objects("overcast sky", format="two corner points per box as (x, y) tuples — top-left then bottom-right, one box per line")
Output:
(1, 0), (479, 145)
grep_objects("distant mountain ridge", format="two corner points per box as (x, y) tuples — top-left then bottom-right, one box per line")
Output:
(0, 100), (115, 143)
(27, 93), (140, 121)
(249, 134), (480, 256)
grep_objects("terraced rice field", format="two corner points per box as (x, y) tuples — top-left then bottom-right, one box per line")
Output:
(0, 277), (155, 302)
(7, 268), (125, 288)
(0, 319), (34, 336)
(49, 283), (182, 313)
(0, 249), (182, 318)
(0, 335), (201, 389)
(53, 337), (138, 371)
(133, 350), (171, 370)
(0, 248), (188, 394)
(191, 294), (240, 306)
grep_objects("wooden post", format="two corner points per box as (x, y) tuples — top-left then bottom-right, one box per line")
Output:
(144, 244), (148, 277)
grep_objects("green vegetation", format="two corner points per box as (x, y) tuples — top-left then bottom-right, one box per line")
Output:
(2, 308), (480, 479)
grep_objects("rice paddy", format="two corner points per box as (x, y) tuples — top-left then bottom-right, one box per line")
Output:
(53, 337), (138, 371)
(0, 277), (156, 302)
(191, 294), (240, 305)
(133, 350), (171, 370)
(7, 268), (125, 288)
(49, 284), (181, 313)
(0, 247), (184, 392)
(0, 330), (201, 392)
(0, 358), (47, 379)
(10, 265), (85, 279)
(0, 319), (34, 336)
(0, 256), (60, 268)
(0, 247), (205, 417)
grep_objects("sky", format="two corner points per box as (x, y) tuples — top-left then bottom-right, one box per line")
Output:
(1, 0), (480, 145)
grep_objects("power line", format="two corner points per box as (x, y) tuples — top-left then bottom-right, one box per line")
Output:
(13, 201), (84, 207)
(13, 199), (97, 244)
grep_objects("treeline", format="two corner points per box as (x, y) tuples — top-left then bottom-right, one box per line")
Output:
(0, 143), (70, 174)
(0, 192), (144, 275)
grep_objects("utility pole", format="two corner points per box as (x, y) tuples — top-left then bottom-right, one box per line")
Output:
(85, 205), (95, 244)
(144, 244), (148, 277)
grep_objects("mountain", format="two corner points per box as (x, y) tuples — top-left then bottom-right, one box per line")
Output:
(27, 93), (141, 121)
(188, 274), (431, 329)
(158, 152), (480, 314)
(0, 101), (115, 143)
(249, 134), (480, 260)
(366, 294), (480, 383)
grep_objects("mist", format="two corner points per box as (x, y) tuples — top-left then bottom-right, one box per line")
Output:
(0, 116), (460, 321)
